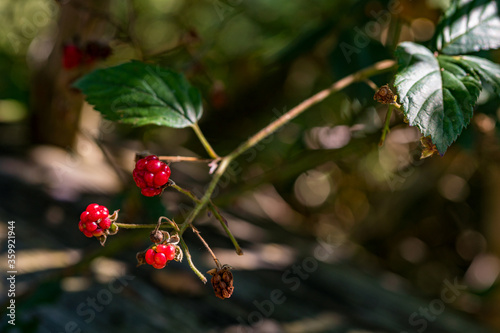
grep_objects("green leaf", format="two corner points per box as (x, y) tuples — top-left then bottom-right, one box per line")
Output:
(394, 42), (482, 154)
(74, 61), (203, 128)
(461, 55), (500, 95)
(433, 0), (500, 55)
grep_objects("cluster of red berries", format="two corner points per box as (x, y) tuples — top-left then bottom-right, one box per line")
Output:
(62, 41), (112, 69)
(133, 155), (171, 197)
(145, 244), (177, 269)
(78, 204), (112, 238)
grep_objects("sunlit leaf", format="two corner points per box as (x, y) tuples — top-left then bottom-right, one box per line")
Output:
(74, 61), (203, 128)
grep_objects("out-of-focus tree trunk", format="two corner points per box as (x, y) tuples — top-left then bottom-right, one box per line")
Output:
(30, 0), (113, 148)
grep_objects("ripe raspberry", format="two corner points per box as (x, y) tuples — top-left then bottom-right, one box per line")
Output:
(133, 155), (171, 197)
(62, 44), (83, 69)
(144, 244), (177, 269)
(78, 203), (112, 238)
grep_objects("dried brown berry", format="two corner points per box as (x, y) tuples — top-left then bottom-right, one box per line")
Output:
(374, 84), (397, 104)
(136, 250), (147, 267)
(420, 136), (439, 159)
(150, 229), (166, 244)
(208, 265), (234, 300)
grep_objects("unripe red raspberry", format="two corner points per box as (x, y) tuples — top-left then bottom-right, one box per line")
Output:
(133, 155), (171, 197)
(78, 203), (115, 238)
(144, 244), (177, 269)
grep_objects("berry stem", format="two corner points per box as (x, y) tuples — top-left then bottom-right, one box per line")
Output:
(191, 225), (221, 269)
(179, 237), (207, 283)
(191, 123), (220, 159)
(226, 60), (397, 162)
(170, 183), (243, 255)
(114, 222), (173, 229)
(379, 104), (394, 147)
(157, 155), (214, 163)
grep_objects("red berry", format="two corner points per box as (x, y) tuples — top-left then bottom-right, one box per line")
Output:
(62, 44), (83, 69)
(156, 244), (168, 253)
(100, 206), (109, 217)
(144, 244), (178, 269)
(136, 159), (147, 171)
(154, 171), (169, 187)
(154, 252), (167, 266)
(144, 172), (154, 186)
(146, 160), (162, 173)
(99, 217), (111, 229)
(141, 187), (162, 197)
(79, 203), (114, 238)
(80, 211), (90, 223)
(92, 228), (104, 237)
(165, 244), (176, 261)
(89, 210), (102, 221)
(85, 221), (98, 232)
(152, 262), (166, 269)
(132, 155), (170, 197)
(145, 249), (155, 265)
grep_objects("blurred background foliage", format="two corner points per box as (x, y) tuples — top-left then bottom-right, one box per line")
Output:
(1, 0), (500, 332)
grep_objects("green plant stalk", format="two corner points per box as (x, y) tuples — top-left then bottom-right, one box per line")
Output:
(170, 183), (243, 255)
(191, 123), (220, 159)
(115, 223), (165, 229)
(179, 59), (396, 247)
(227, 60), (397, 161)
(179, 237), (207, 283)
(379, 104), (394, 146)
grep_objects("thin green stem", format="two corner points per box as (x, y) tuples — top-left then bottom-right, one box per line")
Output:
(208, 203), (243, 255)
(178, 157), (231, 234)
(170, 183), (243, 255)
(115, 223), (163, 229)
(379, 105), (394, 147)
(179, 237), (207, 283)
(191, 225), (221, 267)
(191, 123), (220, 159)
(227, 60), (397, 161)
(158, 155), (214, 163)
